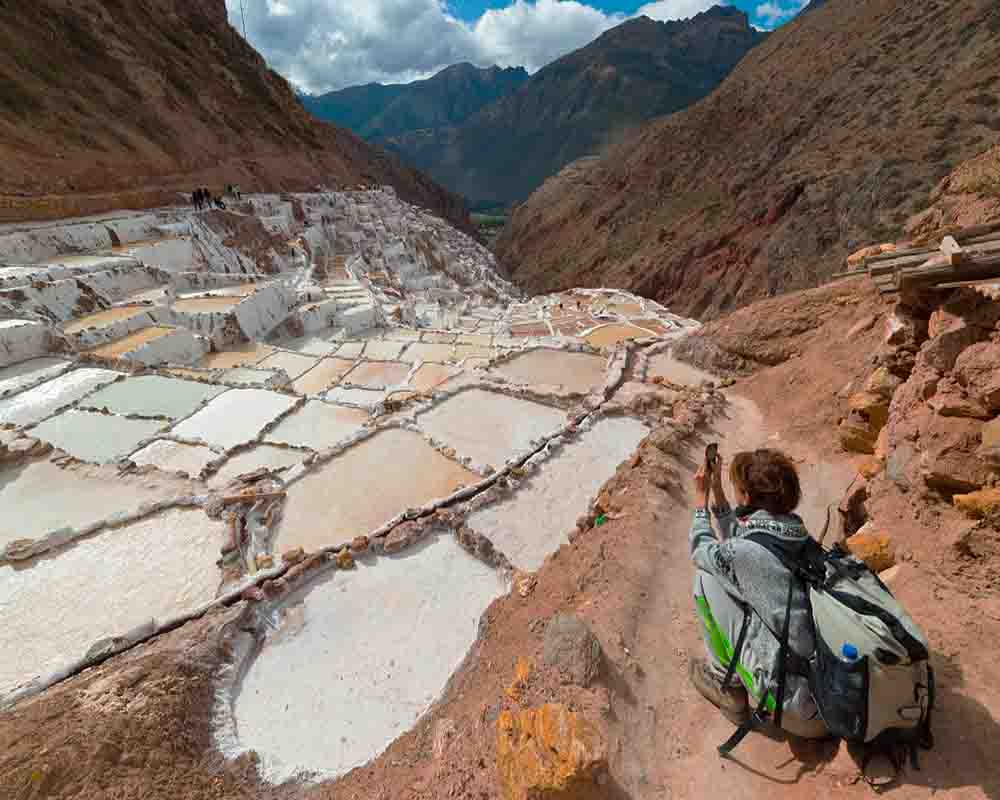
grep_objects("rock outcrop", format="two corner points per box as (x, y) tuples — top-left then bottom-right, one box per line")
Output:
(496, 704), (609, 800)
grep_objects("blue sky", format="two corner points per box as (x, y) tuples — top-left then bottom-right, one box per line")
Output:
(229, 0), (810, 93)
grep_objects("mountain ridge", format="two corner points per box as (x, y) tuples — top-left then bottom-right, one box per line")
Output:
(301, 63), (530, 143)
(390, 6), (766, 210)
(496, 0), (1000, 317)
(0, 0), (472, 231)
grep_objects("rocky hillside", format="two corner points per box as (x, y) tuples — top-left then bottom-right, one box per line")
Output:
(386, 7), (765, 210)
(497, 0), (1000, 318)
(301, 64), (530, 142)
(0, 0), (471, 230)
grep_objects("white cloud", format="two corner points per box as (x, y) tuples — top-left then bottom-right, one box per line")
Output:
(227, 0), (791, 94)
(754, 0), (807, 26)
(474, 0), (623, 72)
(227, 0), (727, 93)
(636, 0), (721, 23)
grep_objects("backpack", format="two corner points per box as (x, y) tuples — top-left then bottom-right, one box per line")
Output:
(717, 525), (935, 772)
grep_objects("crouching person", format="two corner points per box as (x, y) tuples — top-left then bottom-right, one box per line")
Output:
(689, 448), (827, 741)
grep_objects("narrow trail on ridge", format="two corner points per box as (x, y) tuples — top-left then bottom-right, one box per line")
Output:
(611, 391), (857, 799)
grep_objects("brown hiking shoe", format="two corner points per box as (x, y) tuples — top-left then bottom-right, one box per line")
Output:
(689, 658), (750, 725)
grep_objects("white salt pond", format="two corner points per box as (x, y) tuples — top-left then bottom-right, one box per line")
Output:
(226, 535), (505, 783)
(30, 410), (165, 463)
(257, 351), (319, 379)
(0, 508), (223, 697)
(492, 349), (607, 393)
(274, 428), (477, 553)
(0, 459), (185, 546)
(170, 389), (297, 451)
(417, 389), (565, 468)
(468, 416), (649, 570)
(0, 358), (70, 399)
(264, 400), (368, 449)
(80, 375), (225, 419)
(129, 439), (217, 476)
(209, 445), (307, 487)
(0, 368), (121, 428)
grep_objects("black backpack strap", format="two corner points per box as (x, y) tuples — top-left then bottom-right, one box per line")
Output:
(771, 574), (796, 731)
(718, 563), (798, 756)
(720, 605), (751, 692)
(718, 688), (771, 757)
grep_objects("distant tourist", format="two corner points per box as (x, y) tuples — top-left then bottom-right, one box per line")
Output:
(192, 189), (200, 211)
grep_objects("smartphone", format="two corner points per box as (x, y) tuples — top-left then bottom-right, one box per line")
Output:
(705, 443), (719, 470)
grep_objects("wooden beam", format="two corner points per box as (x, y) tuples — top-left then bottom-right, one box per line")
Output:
(940, 235), (966, 266)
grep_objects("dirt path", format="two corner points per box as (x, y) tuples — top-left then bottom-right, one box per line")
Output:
(609, 388), (1000, 800)
(610, 391), (856, 798)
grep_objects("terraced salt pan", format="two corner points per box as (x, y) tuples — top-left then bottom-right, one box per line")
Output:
(0, 357), (70, 399)
(468, 416), (649, 570)
(201, 344), (276, 369)
(257, 351), (319, 379)
(333, 341), (365, 359)
(401, 342), (455, 363)
(81, 376), (225, 419)
(129, 439), (217, 476)
(584, 323), (654, 348)
(173, 296), (241, 312)
(86, 326), (174, 359)
(0, 367), (120, 427)
(323, 386), (385, 407)
(344, 360), (411, 388)
(31, 410), (165, 463)
(210, 445), (307, 487)
(227, 536), (504, 782)
(264, 400), (368, 449)
(278, 336), (340, 357)
(63, 306), (149, 334)
(220, 367), (281, 387)
(362, 340), (406, 361)
(290, 358), (356, 395)
(0, 459), (183, 546)
(170, 389), (297, 451)
(0, 508), (222, 697)
(493, 349), (606, 394)
(408, 363), (457, 393)
(274, 428), (477, 553)
(646, 349), (715, 387)
(417, 389), (565, 468)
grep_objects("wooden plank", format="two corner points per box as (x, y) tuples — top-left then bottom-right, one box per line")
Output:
(963, 231), (1000, 247)
(940, 236), (966, 266)
(865, 246), (934, 266)
(935, 278), (1000, 290)
(869, 253), (936, 274)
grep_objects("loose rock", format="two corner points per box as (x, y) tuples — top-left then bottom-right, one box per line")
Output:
(542, 614), (602, 687)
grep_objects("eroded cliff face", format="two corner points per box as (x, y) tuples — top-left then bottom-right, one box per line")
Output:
(496, 0), (1000, 318)
(0, 0), (471, 232)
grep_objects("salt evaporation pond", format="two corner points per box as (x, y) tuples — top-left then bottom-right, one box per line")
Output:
(30, 410), (165, 463)
(226, 536), (505, 782)
(264, 400), (368, 449)
(0, 509), (222, 697)
(0, 357), (70, 399)
(274, 428), (477, 553)
(80, 375), (225, 418)
(0, 368), (121, 427)
(468, 416), (649, 570)
(170, 388), (297, 450)
(492, 349), (607, 393)
(417, 389), (565, 468)
(0, 460), (186, 546)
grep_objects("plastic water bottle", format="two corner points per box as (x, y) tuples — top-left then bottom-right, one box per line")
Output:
(842, 643), (859, 661)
